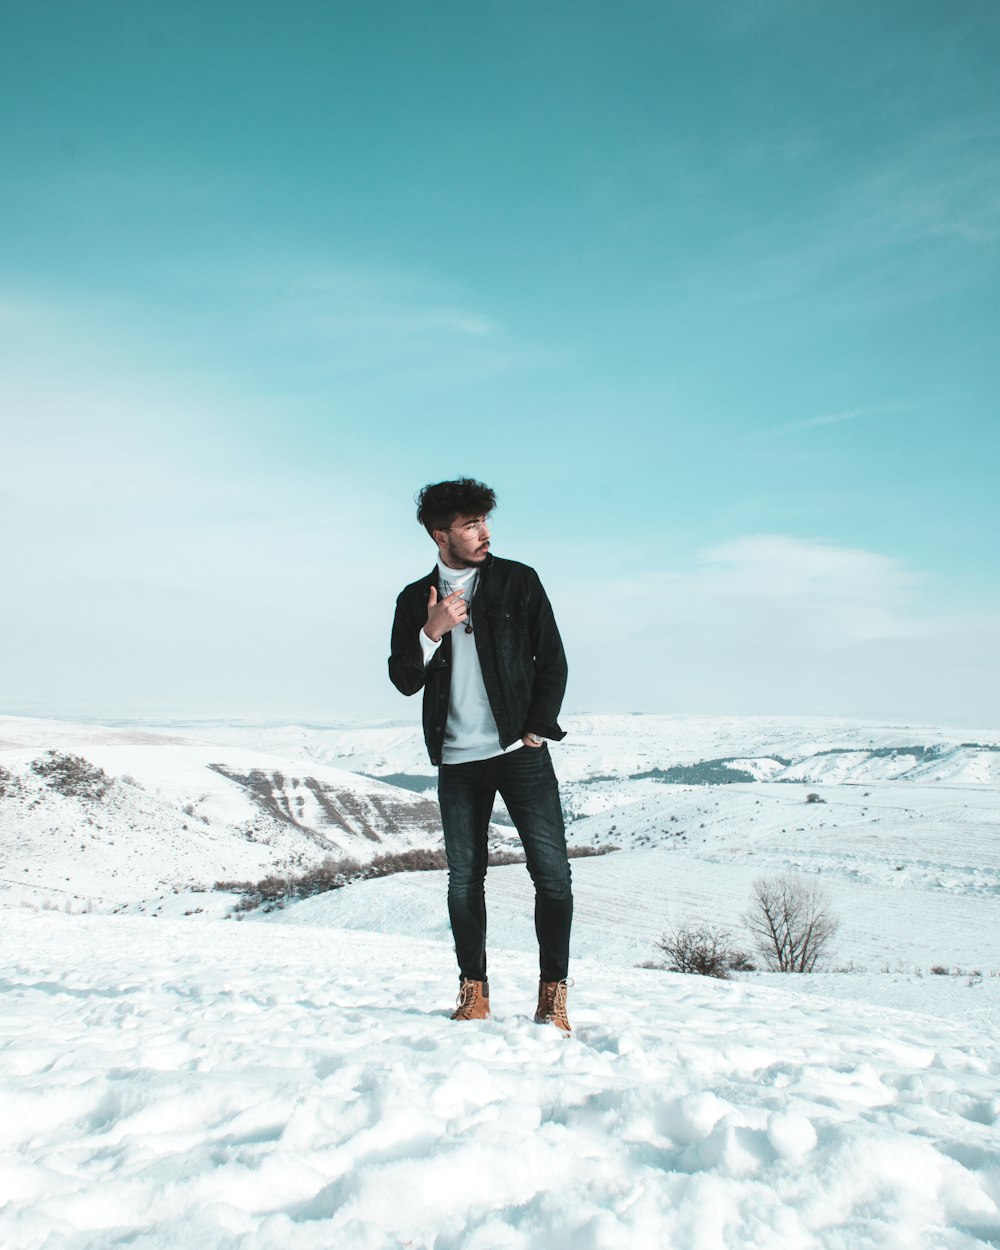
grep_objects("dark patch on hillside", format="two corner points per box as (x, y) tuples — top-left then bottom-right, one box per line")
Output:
(300, 776), (370, 837)
(812, 744), (948, 761)
(632, 759), (759, 785)
(365, 772), (437, 794)
(30, 752), (113, 800)
(0, 764), (17, 799)
(208, 764), (318, 834)
(208, 763), (442, 846)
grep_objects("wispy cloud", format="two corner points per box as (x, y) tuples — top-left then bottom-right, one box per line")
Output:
(132, 254), (564, 389)
(555, 534), (999, 722)
(0, 250), (562, 433)
(661, 114), (1000, 320)
(212, 262), (506, 342)
(563, 533), (924, 650)
(749, 401), (910, 441)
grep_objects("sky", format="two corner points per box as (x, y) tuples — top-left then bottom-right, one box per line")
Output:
(1, 1), (998, 728)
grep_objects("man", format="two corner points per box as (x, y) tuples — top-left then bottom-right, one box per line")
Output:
(388, 477), (574, 1033)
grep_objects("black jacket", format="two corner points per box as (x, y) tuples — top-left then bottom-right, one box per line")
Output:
(388, 553), (568, 766)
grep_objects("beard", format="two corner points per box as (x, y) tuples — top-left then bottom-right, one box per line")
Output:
(445, 533), (489, 568)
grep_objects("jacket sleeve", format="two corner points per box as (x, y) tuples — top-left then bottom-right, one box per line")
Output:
(388, 589), (428, 697)
(523, 568), (568, 741)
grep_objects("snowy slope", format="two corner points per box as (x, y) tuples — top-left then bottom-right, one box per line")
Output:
(0, 716), (512, 909)
(563, 778), (1000, 894)
(154, 715), (1000, 855)
(2, 908), (998, 1250)
(262, 851), (1000, 1014)
(3, 713), (996, 979)
(177, 715), (1000, 976)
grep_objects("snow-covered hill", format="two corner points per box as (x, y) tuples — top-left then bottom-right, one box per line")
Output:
(0, 716), (518, 910)
(124, 713), (1000, 929)
(153, 715), (1000, 852)
(5, 713), (997, 939)
(159, 712), (1000, 787)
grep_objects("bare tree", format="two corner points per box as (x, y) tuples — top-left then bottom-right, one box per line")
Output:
(742, 874), (840, 972)
(657, 923), (754, 980)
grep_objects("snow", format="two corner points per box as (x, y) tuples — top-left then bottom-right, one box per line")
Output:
(259, 855), (1000, 1026)
(2, 909), (999, 1250)
(163, 713), (1000, 788)
(3, 710), (1000, 1247)
(0, 716), (513, 910)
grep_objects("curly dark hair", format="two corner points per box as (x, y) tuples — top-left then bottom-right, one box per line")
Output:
(416, 477), (497, 536)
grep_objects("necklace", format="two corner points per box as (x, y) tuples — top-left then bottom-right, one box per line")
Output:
(442, 571), (478, 634)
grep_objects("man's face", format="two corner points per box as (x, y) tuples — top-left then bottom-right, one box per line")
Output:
(435, 513), (491, 569)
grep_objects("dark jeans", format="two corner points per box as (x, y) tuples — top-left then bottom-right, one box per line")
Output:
(437, 744), (573, 984)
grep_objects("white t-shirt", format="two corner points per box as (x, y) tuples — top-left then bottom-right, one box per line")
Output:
(420, 559), (522, 765)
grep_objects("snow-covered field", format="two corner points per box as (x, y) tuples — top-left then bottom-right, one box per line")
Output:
(3, 909), (999, 1250)
(261, 854), (1000, 1027)
(3, 711), (1000, 1248)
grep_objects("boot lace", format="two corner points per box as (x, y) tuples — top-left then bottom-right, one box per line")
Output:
(455, 980), (476, 1012)
(538, 977), (573, 1027)
(453, 978), (485, 1019)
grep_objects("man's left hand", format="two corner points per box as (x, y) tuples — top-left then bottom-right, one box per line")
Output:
(521, 734), (544, 748)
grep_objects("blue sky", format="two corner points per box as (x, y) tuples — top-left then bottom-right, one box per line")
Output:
(2, 1), (997, 725)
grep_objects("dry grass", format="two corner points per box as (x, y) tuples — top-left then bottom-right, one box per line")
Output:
(217, 847), (453, 911)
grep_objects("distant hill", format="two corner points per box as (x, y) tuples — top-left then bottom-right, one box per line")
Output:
(4, 712), (998, 917)
(146, 712), (1000, 785)
(0, 715), (513, 910)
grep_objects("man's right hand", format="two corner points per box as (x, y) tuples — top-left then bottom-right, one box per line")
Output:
(423, 585), (468, 642)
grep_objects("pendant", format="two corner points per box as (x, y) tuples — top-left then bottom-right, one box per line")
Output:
(464, 624), (474, 634)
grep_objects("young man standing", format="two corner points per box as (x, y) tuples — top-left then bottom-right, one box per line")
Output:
(388, 477), (574, 1033)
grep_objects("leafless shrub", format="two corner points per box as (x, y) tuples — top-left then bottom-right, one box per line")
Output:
(567, 844), (620, 858)
(487, 849), (526, 866)
(214, 878), (257, 893)
(805, 792), (825, 804)
(742, 873), (840, 973)
(930, 964), (949, 976)
(655, 923), (754, 980)
(216, 847), (453, 912)
(255, 874), (292, 902)
(371, 848), (448, 874)
(30, 752), (113, 801)
(293, 858), (364, 896)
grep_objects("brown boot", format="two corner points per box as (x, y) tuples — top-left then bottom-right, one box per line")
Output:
(451, 977), (491, 1021)
(534, 978), (572, 1034)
